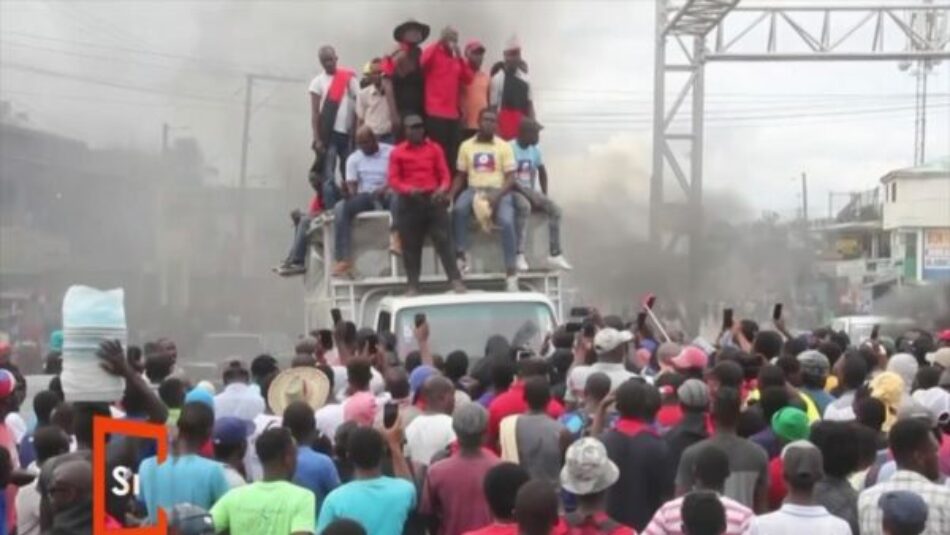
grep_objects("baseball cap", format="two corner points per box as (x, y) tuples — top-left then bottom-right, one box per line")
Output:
(409, 365), (438, 399)
(771, 407), (810, 442)
(797, 350), (830, 375)
(343, 391), (378, 426)
(670, 346), (708, 371)
(593, 328), (634, 353)
(184, 387), (214, 410)
(453, 402), (488, 436)
(781, 440), (823, 487)
(464, 39), (485, 54)
(879, 491), (928, 533)
(213, 417), (254, 446)
(937, 329), (950, 343)
(403, 115), (424, 128)
(169, 503), (215, 535)
(926, 347), (950, 368)
(677, 379), (709, 410)
(912, 387), (950, 426)
(560, 437), (619, 496)
(0, 369), (17, 399)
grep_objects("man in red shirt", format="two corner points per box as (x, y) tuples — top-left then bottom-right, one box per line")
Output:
(421, 26), (472, 171)
(487, 358), (564, 450)
(388, 115), (465, 295)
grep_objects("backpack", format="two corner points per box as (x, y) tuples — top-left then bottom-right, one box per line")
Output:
(562, 512), (623, 535)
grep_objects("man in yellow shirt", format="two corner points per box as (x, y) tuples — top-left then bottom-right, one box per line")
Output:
(451, 108), (519, 291)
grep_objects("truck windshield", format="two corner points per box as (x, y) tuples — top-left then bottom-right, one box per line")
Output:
(394, 302), (556, 362)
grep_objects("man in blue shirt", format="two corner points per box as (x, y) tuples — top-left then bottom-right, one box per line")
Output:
(138, 402), (229, 523)
(509, 119), (572, 272)
(282, 401), (340, 516)
(332, 126), (397, 277)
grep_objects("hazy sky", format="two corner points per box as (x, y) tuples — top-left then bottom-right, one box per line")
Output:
(1, 0), (948, 221)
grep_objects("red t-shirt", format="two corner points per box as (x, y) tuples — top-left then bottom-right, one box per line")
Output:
(487, 381), (565, 448)
(767, 456), (786, 511)
(388, 139), (451, 194)
(656, 404), (684, 430)
(420, 42), (472, 119)
(552, 513), (636, 535)
(420, 452), (501, 535)
(462, 523), (518, 535)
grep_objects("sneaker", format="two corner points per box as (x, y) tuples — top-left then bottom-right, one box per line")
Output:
(505, 276), (519, 292)
(277, 263), (306, 276)
(515, 254), (530, 272)
(389, 232), (403, 257)
(547, 254), (574, 271)
(331, 260), (354, 278)
(457, 254), (470, 275)
(451, 280), (467, 294)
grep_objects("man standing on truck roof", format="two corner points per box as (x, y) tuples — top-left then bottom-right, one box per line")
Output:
(510, 118), (572, 273)
(309, 45), (359, 210)
(331, 127), (398, 278)
(451, 108), (519, 292)
(421, 26), (472, 172)
(387, 114), (466, 295)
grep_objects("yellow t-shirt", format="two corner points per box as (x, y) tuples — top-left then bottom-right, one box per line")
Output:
(457, 136), (515, 189)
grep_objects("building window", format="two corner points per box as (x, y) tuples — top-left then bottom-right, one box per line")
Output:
(891, 182), (897, 203)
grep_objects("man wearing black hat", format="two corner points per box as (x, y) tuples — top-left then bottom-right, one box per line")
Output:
(388, 114), (465, 294)
(382, 20), (430, 139)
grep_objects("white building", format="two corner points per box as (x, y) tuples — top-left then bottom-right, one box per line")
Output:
(881, 157), (950, 283)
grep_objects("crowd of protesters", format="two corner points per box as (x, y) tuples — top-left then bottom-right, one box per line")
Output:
(277, 19), (572, 293)
(0, 307), (949, 535)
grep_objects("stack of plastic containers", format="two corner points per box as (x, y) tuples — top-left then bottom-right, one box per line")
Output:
(61, 285), (127, 402)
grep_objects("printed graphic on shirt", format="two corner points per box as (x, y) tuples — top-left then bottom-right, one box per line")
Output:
(516, 159), (535, 189)
(473, 152), (497, 173)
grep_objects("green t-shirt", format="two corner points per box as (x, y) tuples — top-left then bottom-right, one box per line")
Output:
(211, 480), (316, 535)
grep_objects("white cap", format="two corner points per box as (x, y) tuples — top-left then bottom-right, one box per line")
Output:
(593, 328), (634, 353)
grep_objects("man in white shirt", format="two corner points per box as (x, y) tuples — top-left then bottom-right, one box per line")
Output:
(17, 426), (70, 535)
(567, 328), (642, 403)
(404, 375), (456, 465)
(214, 363), (265, 422)
(309, 45), (360, 209)
(356, 58), (393, 144)
(751, 441), (851, 535)
(857, 418), (950, 535)
(331, 127), (397, 277)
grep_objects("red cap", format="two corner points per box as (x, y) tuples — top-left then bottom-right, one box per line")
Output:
(465, 39), (485, 54)
(938, 329), (950, 343)
(671, 346), (708, 370)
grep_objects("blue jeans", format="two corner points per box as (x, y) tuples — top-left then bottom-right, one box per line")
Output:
(513, 189), (563, 255)
(452, 188), (517, 271)
(287, 214), (312, 265)
(333, 192), (398, 261)
(322, 131), (352, 209)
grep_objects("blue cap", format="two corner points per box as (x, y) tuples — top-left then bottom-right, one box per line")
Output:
(213, 417), (254, 445)
(49, 330), (64, 352)
(185, 388), (214, 410)
(879, 491), (928, 530)
(409, 365), (438, 398)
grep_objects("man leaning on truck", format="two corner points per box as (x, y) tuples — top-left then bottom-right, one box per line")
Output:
(387, 114), (466, 295)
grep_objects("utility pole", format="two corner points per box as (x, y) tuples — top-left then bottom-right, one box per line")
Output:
(800, 172), (809, 224)
(236, 73), (306, 276)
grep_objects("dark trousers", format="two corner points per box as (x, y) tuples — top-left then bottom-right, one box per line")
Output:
(397, 193), (461, 288)
(425, 116), (460, 172)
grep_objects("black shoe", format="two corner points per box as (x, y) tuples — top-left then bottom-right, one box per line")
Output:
(277, 263), (306, 276)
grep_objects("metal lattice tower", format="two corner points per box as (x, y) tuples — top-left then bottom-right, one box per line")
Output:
(651, 0), (950, 331)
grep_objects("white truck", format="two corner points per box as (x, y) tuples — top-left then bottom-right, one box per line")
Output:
(302, 211), (563, 358)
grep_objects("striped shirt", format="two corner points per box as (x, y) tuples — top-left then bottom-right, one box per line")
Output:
(750, 503), (851, 535)
(858, 470), (950, 535)
(642, 493), (753, 535)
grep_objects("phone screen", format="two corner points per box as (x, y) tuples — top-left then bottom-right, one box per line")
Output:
(383, 402), (398, 428)
(772, 303), (783, 322)
(723, 308), (734, 330)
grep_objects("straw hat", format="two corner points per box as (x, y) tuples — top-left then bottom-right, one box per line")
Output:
(268, 367), (330, 415)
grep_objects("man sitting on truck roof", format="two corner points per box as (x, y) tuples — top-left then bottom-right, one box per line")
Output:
(331, 126), (398, 278)
(451, 108), (519, 292)
(510, 118), (572, 273)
